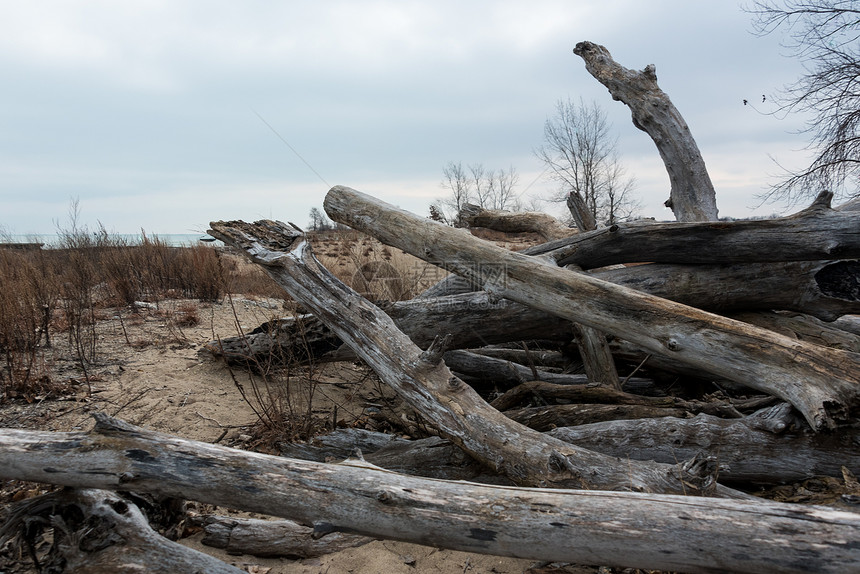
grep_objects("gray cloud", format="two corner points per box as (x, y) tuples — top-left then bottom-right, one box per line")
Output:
(0, 0), (813, 235)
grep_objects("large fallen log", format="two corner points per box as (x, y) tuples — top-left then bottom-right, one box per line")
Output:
(323, 185), (860, 431)
(458, 203), (575, 241)
(573, 41), (719, 222)
(207, 218), (740, 494)
(0, 415), (858, 574)
(533, 191), (860, 269)
(549, 405), (860, 484)
(206, 292), (574, 365)
(504, 403), (688, 432)
(208, 258), (859, 367)
(283, 416), (860, 486)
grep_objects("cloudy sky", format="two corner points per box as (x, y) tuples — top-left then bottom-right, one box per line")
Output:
(0, 0), (820, 236)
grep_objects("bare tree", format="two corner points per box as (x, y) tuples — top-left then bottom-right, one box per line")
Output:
(434, 161), (473, 225)
(434, 162), (521, 224)
(469, 163), (492, 209)
(746, 0), (860, 204)
(535, 98), (639, 229)
(307, 207), (332, 231)
(488, 165), (521, 211)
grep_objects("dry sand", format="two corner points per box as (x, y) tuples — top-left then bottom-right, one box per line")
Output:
(0, 291), (588, 573)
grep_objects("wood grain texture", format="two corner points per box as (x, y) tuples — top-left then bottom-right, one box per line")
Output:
(323, 186), (860, 430)
(0, 416), (857, 574)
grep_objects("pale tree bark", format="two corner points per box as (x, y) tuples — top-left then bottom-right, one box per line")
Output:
(0, 416), (858, 574)
(0, 488), (243, 574)
(573, 41), (719, 221)
(534, 191), (860, 268)
(323, 185), (860, 431)
(566, 189), (598, 230)
(458, 203), (575, 241)
(208, 257), (859, 367)
(549, 404), (860, 484)
(421, 191), (860, 303)
(191, 514), (371, 558)
(207, 217), (740, 494)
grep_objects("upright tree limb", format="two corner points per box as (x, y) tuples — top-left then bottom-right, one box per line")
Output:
(323, 186), (860, 431)
(573, 41), (719, 221)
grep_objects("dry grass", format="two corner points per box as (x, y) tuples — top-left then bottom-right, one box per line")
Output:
(312, 228), (447, 301)
(0, 226), (445, 442)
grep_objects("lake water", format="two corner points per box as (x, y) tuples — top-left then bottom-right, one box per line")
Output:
(2, 233), (223, 248)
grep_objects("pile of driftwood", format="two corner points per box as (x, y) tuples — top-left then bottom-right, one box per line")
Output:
(1, 41), (859, 573)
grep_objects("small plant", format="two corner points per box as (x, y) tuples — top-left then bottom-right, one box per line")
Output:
(220, 297), (325, 442)
(0, 249), (57, 399)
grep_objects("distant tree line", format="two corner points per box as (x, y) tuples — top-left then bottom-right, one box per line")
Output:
(433, 97), (639, 230)
(431, 163), (521, 226)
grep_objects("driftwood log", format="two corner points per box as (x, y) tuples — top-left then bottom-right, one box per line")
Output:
(458, 203), (575, 241)
(421, 190), (860, 298)
(208, 257), (860, 369)
(573, 41), (718, 222)
(0, 415), (858, 574)
(549, 405), (860, 484)
(281, 414), (860, 487)
(207, 217), (742, 495)
(0, 488), (243, 574)
(191, 514), (371, 558)
(323, 185), (860, 431)
(534, 191), (860, 268)
(207, 291), (574, 366)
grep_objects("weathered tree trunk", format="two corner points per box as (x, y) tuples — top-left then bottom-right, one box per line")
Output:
(323, 185), (860, 431)
(458, 203), (575, 241)
(209, 256), (860, 367)
(1, 416), (858, 574)
(597, 259), (860, 322)
(0, 488), (243, 574)
(192, 514), (372, 558)
(566, 190), (599, 230)
(504, 403), (688, 432)
(569, 318), (621, 389)
(489, 380), (703, 413)
(732, 310), (860, 352)
(207, 218), (740, 494)
(444, 349), (610, 389)
(206, 292), (574, 366)
(534, 191), (860, 269)
(420, 191), (860, 301)
(549, 404), (860, 484)
(573, 41), (719, 222)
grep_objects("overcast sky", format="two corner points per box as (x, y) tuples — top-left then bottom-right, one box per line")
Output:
(0, 0), (822, 236)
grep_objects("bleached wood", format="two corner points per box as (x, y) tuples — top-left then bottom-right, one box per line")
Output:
(458, 203), (575, 241)
(192, 514), (371, 558)
(323, 185), (860, 431)
(549, 406), (860, 484)
(534, 191), (860, 269)
(573, 41), (718, 222)
(207, 218), (738, 494)
(0, 488), (243, 574)
(0, 416), (857, 574)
